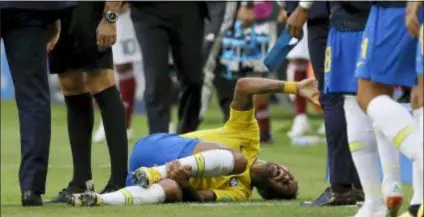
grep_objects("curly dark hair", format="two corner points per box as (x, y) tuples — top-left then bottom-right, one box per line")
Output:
(257, 179), (299, 200)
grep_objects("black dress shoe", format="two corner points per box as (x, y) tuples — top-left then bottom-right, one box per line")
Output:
(22, 191), (43, 207)
(300, 187), (357, 207)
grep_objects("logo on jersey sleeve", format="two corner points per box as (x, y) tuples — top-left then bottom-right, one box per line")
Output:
(229, 177), (239, 187)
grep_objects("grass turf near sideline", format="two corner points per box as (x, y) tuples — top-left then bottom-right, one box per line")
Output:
(0, 100), (412, 217)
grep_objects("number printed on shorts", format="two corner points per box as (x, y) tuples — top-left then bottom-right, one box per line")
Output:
(121, 39), (137, 56)
(324, 46), (332, 73)
(361, 37), (369, 59)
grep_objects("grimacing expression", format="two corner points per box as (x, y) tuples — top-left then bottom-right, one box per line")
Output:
(258, 162), (298, 200)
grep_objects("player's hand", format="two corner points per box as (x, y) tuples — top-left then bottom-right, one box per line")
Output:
(277, 9), (288, 24)
(286, 6), (308, 39)
(237, 6), (255, 27)
(405, 2), (423, 37)
(96, 19), (117, 51)
(166, 161), (192, 188)
(297, 78), (320, 106)
(47, 20), (61, 53)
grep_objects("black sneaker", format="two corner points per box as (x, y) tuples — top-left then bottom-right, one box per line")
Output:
(45, 181), (94, 204)
(68, 191), (101, 207)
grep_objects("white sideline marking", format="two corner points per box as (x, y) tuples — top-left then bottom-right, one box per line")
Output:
(0, 164), (111, 169)
(188, 201), (297, 207)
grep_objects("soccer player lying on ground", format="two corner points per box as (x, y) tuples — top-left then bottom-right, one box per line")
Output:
(68, 77), (320, 206)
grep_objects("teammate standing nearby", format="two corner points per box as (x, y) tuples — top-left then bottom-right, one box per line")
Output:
(0, 1), (76, 206)
(93, 2), (142, 143)
(403, 2), (424, 217)
(323, 2), (407, 217)
(67, 76), (319, 206)
(47, 2), (129, 203)
(354, 1), (423, 217)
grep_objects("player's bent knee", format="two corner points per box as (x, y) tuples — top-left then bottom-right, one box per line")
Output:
(232, 150), (248, 175)
(158, 179), (183, 203)
(59, 71), (88, 96)
(86, 69), (116, 94)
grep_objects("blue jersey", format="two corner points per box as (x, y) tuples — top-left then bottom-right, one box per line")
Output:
(417, 24), (423, 76)
(126, 133), (199, 186)
(355, 6), (421, 87)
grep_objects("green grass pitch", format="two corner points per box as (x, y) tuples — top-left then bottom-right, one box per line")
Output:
(1, 99), (412, 217)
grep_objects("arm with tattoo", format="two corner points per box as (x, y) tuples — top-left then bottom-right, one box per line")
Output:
(231, 78), (299, 111)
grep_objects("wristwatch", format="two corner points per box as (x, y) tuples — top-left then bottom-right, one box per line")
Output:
(104, 10), (119, 23)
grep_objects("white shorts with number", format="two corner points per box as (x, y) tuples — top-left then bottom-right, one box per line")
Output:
(112, 9), (142, 65)
(287, 23), (310, 60)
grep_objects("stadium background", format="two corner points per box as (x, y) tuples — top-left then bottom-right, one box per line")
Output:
(0, 23), (415, 217)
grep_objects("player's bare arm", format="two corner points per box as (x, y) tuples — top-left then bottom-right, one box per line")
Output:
(406, 1), (423, 37)
(97, 1), (122, 51)
(231, 77), (320, 111)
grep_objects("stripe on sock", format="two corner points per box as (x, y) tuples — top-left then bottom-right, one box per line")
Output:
(393, 125), (415, 149)
(120, 188), (133, 205)
(194, 154), (205, 177)
(349, 141), (362, 152)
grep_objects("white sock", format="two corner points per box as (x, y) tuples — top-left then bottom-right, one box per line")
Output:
(344, 96), (384, 205)
(101, 185), (166, 205)
(367, 95), (423, 172)
(375, 129), (401, 187)
(156, 149), (235, 179)
(411, 107), (424, 205)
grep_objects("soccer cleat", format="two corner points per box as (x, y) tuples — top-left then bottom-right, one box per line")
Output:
(93, 120), (133, 143)
(350, 205), (390, 217)
(383, 182), (404, 217)
(68, 191), (103, 207)
(45, 181), (94, 204)
(287, 114), (310, 138)
(131, 167), (161, 188)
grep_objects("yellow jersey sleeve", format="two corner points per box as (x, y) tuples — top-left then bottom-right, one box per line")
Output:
(212, 187), (249, 202)
(224, 107), (259, 131)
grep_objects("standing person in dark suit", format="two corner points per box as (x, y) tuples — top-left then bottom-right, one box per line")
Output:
(286, 1), (363, 206)
(47, 1), (129, 203)
(130, 2), (209, 134)
(0, 1), (75, 206)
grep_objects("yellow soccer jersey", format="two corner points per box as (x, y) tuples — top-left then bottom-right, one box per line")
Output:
(181, 107), (260, 201)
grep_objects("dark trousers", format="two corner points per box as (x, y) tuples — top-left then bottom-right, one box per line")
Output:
(131, 3), (204, 134)
(307, 20), (361, 188)
(1, 9), (56, 194)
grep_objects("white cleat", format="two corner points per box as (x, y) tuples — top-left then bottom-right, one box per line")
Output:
(317, 122), (326, 136)
(93, 120), (106, 143)
(383, 182), (404, 217)
(351, 205), (390, 217)
(287, 114), (310, 138)
(93, 120), (133, 143)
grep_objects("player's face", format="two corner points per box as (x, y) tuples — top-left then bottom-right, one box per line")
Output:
(257, 162), (298, 199)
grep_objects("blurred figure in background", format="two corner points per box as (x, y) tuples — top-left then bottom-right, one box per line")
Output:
(93, 2), (142, 143)
(130, 2), (209, 134)
(285, 23), (311, 138)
